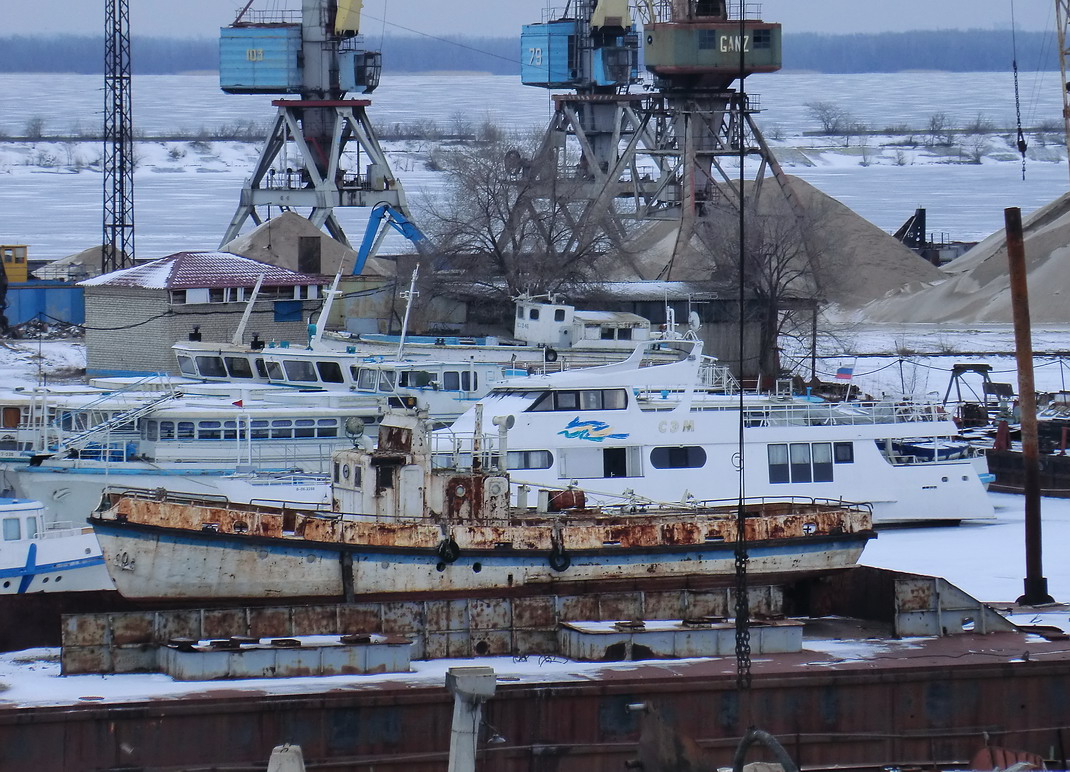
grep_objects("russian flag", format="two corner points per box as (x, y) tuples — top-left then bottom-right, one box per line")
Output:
(835, 366), (853, 381)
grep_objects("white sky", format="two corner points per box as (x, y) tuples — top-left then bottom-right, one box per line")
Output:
(5, 1), (1055, 39)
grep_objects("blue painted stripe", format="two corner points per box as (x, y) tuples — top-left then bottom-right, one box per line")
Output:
(1, 550), (106, 592)
(16, 543), (36, 594)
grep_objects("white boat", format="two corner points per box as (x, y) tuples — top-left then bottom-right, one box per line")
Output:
(0, 383), (352, 523)
(0, 498), (111, 594)
(89, 410), (875, 603)
(436, 340), (995, 526)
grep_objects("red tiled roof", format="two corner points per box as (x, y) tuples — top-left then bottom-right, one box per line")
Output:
(78, 251), (330, 290)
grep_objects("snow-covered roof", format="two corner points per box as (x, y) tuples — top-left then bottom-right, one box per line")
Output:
(77, 251), (330, 290)
(573, 310), (649, 325)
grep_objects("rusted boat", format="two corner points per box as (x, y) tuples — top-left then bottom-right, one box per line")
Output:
(89, 411), (875, 602)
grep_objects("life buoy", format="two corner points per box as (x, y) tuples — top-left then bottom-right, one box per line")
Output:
(544, 347), (558, 363)
(548, 546), (571, 572)
(437, 538), (461, 564)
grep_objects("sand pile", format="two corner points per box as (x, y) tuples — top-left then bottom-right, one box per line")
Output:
(223, 212), (394, 278)
(609, 175), (942, 307)
(862, 192), (1070, 323)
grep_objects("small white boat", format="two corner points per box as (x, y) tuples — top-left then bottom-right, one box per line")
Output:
(0, 498), (111, 594)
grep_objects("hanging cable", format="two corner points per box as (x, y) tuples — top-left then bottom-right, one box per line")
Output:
(734, 0), (752, 693)
(1011, 0), (1028, 180)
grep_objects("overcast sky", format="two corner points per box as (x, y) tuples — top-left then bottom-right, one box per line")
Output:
(5, 1), (1056, 39)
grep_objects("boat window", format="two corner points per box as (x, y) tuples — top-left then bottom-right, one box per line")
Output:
(834, 442), (854, 464)
(789, 443), (813, 483)
(294, 419), (316, 438)
(265, 361), (284, 380)
(555, 391), (580, 410)
(198, 420), (222, 440)
(554, 308), (565, 322)
(581, 390), (603, 410)
(529, 308), (540, 320)
(378, 370), (396, 391)
(767, 444), (790, 484)
(333, 461), (341, 483)
(316, 418), (338, 437)
(356, 368), (377, 391)
(255, 359), (268, 378)
(283, 359), (318, 382)
(176, 356), (197, 377)
(399, 370), (435, 388)
(2, 518), (19, 542)
(650, 446), (707, 469)
(602, 389), (627, 409)
(605, 446), (641, 478)
(224, 357), (254, 379)
(506, 450), (553, 470)
(317, 361), (345, 384)
(517, 306), (524, 319)
(527, 392), (553, 412)
(159, 421), (175, 440)
(271, 419), (293, 439)
(195, 356), (227, 378)
(177, 421), (195, 440)
(250, 419), (269, 439)
(443, 371), (460, 391)
(464, 372), (477, 391)
(26, 516), (38, 539)
(223, 420), (238, 440)
(812, 443), (834, 482)
(601, 327), (615, 340)
(145, 421), (158, 441)
(618, 328), (632, 340)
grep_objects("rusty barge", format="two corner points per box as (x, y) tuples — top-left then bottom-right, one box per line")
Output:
(88, 411), (874, 603)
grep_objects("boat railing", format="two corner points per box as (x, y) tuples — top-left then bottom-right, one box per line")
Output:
(37, 524), (91, 540)
(100, 486), (332, 516)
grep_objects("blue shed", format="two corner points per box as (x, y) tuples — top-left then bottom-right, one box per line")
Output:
(5, 282), (85, 327)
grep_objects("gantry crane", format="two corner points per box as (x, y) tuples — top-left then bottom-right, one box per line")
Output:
(1056, 0), (1070, 180)
(509, 0), (807, 281)
(218, 0), (406, 248)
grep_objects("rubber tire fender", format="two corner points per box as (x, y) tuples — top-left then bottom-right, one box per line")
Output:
(437, 538), (461, 564)
(548, 546), (571, 572)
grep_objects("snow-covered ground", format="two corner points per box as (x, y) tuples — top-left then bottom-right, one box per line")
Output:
(3, 71), (1070, 260)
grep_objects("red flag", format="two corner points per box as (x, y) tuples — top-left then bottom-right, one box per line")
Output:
(232, 399), (243, 407)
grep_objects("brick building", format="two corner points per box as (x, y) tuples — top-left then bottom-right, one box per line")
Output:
(80, 251), (329, 376)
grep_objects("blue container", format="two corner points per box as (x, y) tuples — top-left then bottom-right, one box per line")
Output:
(521, 20), (579, 89)
(219, 26), (303, 94)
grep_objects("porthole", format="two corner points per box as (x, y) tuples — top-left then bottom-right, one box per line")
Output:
(342, 464), (351, 480)
(472, 562), (482, 573)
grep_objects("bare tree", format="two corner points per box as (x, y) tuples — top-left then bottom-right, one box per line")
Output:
(805, 101), (852, 135)
(421, 136), (614, 306)
(927, 112), (954, 146)
(697, 201), (830, 378)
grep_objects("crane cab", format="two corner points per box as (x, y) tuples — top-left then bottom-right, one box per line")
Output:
(643, 0), (781, 89)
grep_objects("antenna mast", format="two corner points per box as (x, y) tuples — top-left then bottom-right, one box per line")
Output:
(103, 0), (135, 272)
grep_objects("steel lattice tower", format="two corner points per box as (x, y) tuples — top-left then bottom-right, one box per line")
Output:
(103, 0), (135, 272)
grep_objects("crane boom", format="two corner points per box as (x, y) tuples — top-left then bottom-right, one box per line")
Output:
(1057, 0), (1070, 181)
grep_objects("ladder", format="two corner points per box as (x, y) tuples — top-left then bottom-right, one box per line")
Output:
(56, 389), (183, 455)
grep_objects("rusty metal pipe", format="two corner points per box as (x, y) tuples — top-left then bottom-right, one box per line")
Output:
(1005, 207), (1054, 605)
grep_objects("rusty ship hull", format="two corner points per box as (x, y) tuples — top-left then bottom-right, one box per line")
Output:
(89, 495), (873, 602)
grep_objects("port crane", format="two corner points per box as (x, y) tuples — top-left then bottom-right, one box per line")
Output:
(218, 0), (407, 249)
(508, 0), (808, 281)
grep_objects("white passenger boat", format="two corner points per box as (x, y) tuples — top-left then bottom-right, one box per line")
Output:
(436, 340), (995, 526)
(0, 498), (111, 594)
(89, 411), (875, 603)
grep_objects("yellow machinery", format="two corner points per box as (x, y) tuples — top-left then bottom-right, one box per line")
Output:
(1, 245), (28, 283)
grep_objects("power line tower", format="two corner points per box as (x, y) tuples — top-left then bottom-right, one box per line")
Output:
(102, 0), (135, 272)
(218, 0), (404, 248)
